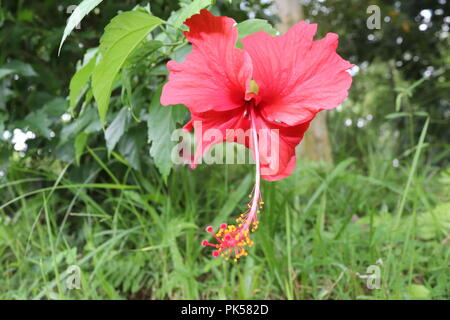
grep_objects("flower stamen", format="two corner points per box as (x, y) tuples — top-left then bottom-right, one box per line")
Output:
(201, 107), (263, 262)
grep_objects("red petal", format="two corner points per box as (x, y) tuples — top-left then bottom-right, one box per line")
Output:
(186, 108), (310, 180)
(161, 10), (252, 113)
(188, 108), (250, 168)
(253, 113), (311, 181)
(242, 22), (353, 126)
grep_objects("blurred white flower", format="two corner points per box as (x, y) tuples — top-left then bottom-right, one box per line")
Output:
(61, 113), (72, 122)
(357, 118), (366, 128)
(393, 159), (399, 168)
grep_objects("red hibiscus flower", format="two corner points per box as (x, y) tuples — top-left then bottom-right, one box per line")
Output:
(161, 10), (353, 261)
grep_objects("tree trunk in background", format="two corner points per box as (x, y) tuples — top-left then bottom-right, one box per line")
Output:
(274, 0), (333, 163)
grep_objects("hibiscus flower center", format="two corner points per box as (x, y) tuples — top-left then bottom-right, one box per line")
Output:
(247, 79), (259, 95)
(244, 79), (261, 107)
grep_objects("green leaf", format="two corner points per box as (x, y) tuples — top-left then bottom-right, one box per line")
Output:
(169, 44), (192, 63)
(92, 11), (163, 126)
(125, 40), (163, 66)
(236, 19), (277, 48)
(385, 112), (409, 120)
(110, 151), (129, 167)
(147, 86), (186, 181)
(0, 60), (37, 79)
(60, 107), (100, 143)
(172, 0), (213, 29)
(42, 97), (68, 117)
(118, 125), (147, 171)
(74, 132), (88, 166)
(22, 111), (52, 139)
(406, 284), (431, 299)
(69, 49), (97, 112)
(58, 0), (104, 55)
(105, 108), (129, 153)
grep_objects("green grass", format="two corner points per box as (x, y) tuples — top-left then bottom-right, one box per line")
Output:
(0, 137), (448, 299)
